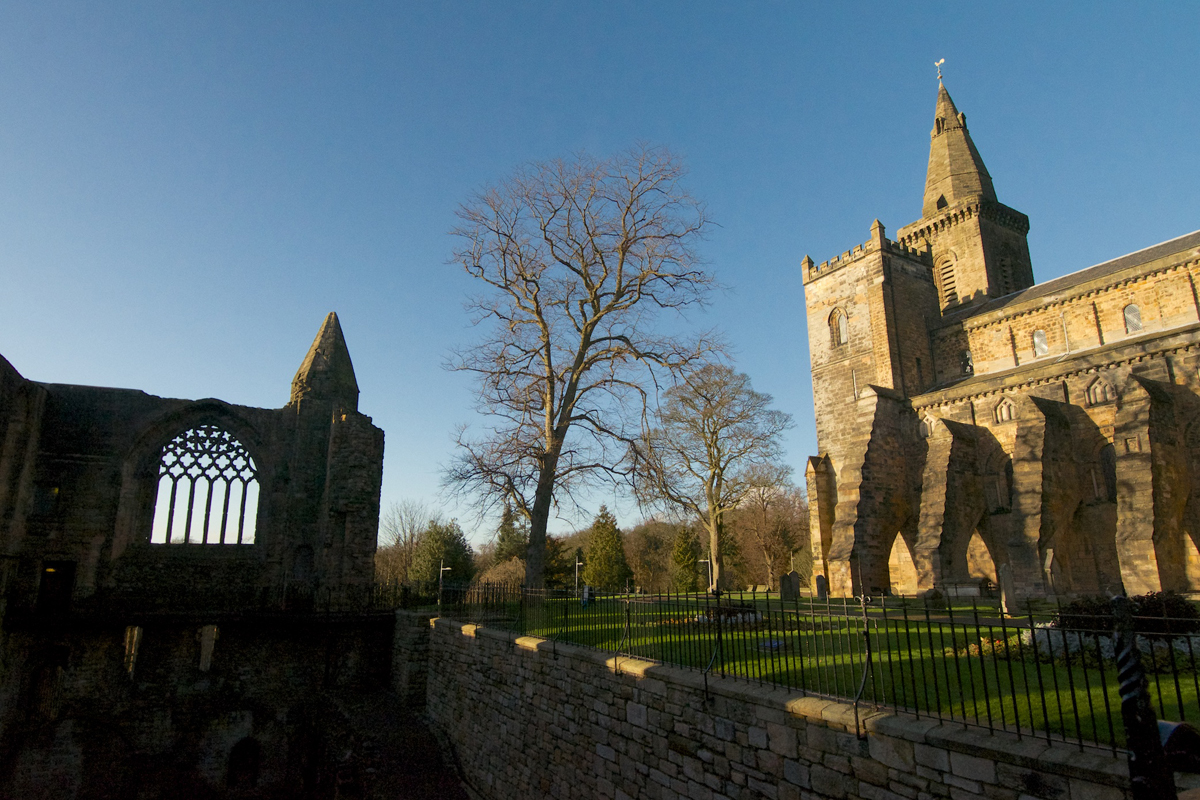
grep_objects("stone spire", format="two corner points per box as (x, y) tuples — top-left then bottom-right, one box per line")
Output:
(290, 312), (359, 412)
(921, 82), (997, 218)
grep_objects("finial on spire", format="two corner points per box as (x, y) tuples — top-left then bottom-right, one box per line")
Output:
(935, 58), (945, 82)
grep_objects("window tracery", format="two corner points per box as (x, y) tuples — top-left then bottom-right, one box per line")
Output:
(150, 425), (259, 545)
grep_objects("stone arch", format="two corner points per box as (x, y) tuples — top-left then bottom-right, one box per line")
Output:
(113, 402), (269, 559)
(886, 531), (919, 595)
(965, 531), (998, 585)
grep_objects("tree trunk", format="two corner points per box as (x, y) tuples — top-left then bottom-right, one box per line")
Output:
(525, 472), (554, 590)
(707, 516), (723, 592)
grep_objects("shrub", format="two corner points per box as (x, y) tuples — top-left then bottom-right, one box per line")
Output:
(1053, 592), (1200, 637)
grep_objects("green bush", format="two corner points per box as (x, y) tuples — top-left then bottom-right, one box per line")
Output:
(1053, 591), (1200, 636)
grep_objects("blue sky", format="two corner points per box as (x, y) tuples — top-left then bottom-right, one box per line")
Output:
(2, 3), (1197, 543)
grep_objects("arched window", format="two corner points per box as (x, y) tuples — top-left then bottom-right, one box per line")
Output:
(919, 416), (936, 438)
(1124, 303), (1143, 333)
(1086, 377), (1116, 406)
(829, 309), (849, 346)
(994, 398), (1015, 424)
(150, 425), (259, 545)
(1032, 329), (1049, 357)
(961, 350), (974, 375)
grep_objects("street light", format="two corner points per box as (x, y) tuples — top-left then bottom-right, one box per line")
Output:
(438, 558), (453, 609)
(698, 558), (712, 593)
(575, 559), (584, 595)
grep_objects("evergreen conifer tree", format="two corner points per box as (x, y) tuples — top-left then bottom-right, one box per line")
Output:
(494, 503), (529, 563)
(670, 527), (701, 592)
(581, 506), (633, 592)
(409, 520), (475, 586)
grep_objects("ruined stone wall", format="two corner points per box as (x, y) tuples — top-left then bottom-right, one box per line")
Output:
(425, 615), (1145, 800)
(0, 348), (384, 613)
(0, 611), (395, 798)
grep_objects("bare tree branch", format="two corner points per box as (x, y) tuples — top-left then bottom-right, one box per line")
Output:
(445, 144), (721, 588)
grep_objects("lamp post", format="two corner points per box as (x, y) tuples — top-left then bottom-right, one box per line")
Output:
(575, 559), (584, 595)
(698, 558), (712, 593)
(438, 559), (452, 609)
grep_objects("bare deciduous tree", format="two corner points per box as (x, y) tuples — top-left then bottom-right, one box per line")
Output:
(375, 500), (441, 584)
(633, 365), (792, 591)
(738, 472), (802, 590)
(446, 145), (718, 588)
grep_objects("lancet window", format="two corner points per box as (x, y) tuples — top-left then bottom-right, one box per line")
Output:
(150, 425), (259, 545)
(830, 309), (849, 346)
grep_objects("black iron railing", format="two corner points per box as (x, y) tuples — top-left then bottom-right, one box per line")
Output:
(418, 582), (1200, 752)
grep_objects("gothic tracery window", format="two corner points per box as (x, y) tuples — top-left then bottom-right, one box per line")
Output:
(150, 425), (259, 545)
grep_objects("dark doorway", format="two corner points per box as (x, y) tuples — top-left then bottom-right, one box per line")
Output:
(227, 737), (262, 789)
(36, 561), (76, 613)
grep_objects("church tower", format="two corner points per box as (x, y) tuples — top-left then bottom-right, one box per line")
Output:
(896, 82), (1034, 310)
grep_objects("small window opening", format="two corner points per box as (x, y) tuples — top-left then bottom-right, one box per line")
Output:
(1124, 303), (1143, 333)
(124, 626), (143, 677)
(151, 425), (259, 545)
(1032, 330), (1049, 357)
(198, 625), (219, 672)
(936, 194), (948, 210)
(961, 350), (974, 375)
(919, 417), (936, 438)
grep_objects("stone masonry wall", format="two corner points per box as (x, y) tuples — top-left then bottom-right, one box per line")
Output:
(424, 615), (1151, 800)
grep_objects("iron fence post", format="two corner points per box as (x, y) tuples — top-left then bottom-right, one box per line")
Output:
(1112, 595), (1176, 800)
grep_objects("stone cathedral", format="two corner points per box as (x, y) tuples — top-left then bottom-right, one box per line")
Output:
(803, 81), (1200, 602)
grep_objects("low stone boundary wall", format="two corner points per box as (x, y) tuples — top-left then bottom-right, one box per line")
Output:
(419, 614), (1157, 800)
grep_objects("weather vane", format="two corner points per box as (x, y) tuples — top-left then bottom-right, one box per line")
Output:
(935, 58), (945, 81)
